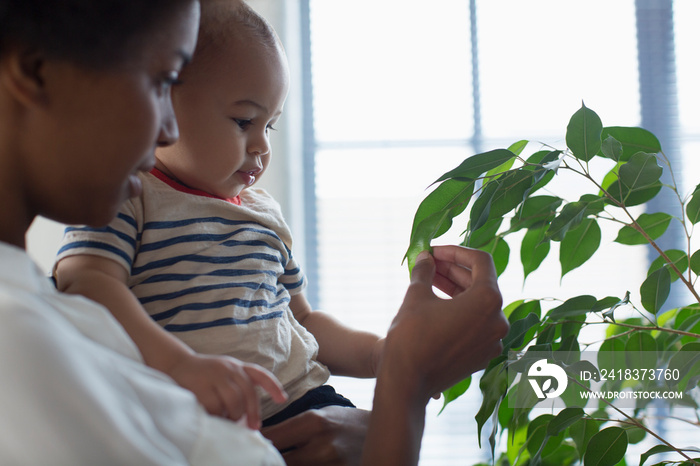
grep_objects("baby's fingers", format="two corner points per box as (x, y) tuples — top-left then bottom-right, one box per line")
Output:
(219, 370), (262, 430)
(243, 364), (288, 404)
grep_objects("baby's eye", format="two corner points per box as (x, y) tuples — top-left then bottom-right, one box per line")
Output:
(234, 119), (252, 130)
(266, 124), (278, 133)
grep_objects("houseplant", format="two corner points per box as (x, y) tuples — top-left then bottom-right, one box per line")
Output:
(406, 104), (700, 465)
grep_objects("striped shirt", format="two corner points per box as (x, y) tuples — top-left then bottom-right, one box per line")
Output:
(56, 170), (330, 419)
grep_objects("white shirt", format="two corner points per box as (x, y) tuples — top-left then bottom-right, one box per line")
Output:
(0, 242), (283, 465)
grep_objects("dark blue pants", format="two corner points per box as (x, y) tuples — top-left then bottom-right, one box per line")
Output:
(262, 385), (355, 427)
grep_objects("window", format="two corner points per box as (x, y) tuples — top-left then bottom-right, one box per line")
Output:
(302, 1), (696, 464)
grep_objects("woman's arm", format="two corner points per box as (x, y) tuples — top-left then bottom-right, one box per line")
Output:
(55, 255), (286, 429)
(290, 293), (383, 378)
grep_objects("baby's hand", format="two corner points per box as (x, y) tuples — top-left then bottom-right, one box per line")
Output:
(168, 353), (287, 429)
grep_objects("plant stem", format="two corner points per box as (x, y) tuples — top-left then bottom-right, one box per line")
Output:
(567, 159), (700, 305)
(583, 320), (700, 340)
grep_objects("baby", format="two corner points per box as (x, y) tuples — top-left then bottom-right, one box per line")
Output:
(55, 0), (382, 429)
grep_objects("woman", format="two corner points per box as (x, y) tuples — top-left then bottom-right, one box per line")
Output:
(0, 0), (508, 464)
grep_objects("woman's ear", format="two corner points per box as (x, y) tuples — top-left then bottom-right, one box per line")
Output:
(0, 48), (48, 107)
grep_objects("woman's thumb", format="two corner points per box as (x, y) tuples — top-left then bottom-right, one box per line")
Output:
(410, 250), (435, 286)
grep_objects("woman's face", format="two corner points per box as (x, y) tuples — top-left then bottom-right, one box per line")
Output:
(25, 1), (200, 227)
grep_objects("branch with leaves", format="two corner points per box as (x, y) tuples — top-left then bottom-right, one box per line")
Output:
(406, 104), (700, 466)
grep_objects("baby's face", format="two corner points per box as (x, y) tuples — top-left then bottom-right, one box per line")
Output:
(155, 35), (289, 199)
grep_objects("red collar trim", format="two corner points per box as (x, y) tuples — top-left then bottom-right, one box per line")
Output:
(150, 168), (241, 205)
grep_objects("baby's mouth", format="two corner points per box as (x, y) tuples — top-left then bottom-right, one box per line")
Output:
(238, 170), (260, 186)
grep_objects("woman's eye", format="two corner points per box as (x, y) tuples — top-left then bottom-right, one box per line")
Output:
(234, 119), (252, 129)
(158, 72), (182, 94)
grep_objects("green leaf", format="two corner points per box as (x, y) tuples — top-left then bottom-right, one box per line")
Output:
(606, 179), (663, 207)
(547, 201), (588, 241)
(667, 342), (700, 392)
(484, 140), (527, 178)
(485, 171), (536, 221)
(570, 418), (600, 459)
(501, 313), (540, 351)
(405, 179), (474, 272)
(686, 184), (700, 224)
(600, 135), (623, 161)
(469, 170), (536, 233)
(526, 414), (565, 461)
(614, 212), (673, 245)
(511, 195), (562, 231)
(433, 148), (516, 184)
(648, 249), (687, 283)
(619, 152), (662, 190)
(478, 236), (509, 277)
(508, 139), (529, 156)
(625, 425), (647, 445)
(566, 103), (603, 162)
(469, 181), (499, 233)
(467, 218), (503, 248)
(597, 292), (630, 323)
(439, 376), (471, 414)
(476, 360), (508, 447)
(593, 295), (627, 313)
(600, 126), (662, 161)
(521, 226), (550, 281)
(581, 193), (607, 216)
(549, 295), (597, 321)
(524, 150), (560, 195)
(560, 218), (601, 277)
(691, 249), (700, 275)
(546, 407), (584, 436)
(639, 445), (675, 466)
(508, 300), (542, 322)
(583, 427), (628, 466)
(640, 267), (671, 314)
(625, 332), (657, 373)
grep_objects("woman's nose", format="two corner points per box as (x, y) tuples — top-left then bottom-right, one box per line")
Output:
(157, 98), (179, 147)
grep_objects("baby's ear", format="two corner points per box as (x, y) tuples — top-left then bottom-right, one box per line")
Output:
(0, 47), (49, 107)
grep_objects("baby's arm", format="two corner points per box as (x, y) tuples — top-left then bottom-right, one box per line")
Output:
(55, 255), (287, 429)
(290, 294), (384, 378)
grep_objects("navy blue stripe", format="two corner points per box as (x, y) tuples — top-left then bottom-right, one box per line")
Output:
(131, 252), (282, 275)
(164, 311), (284, 332)
(144, 217), (252, 230)
(140, 233), (279, 254)
(140, 268), (276, 284)
(283, 277), (305, 290)
(57, 241), (133, 268)
(139, 281), (277, 304)
(116, 212), (138, 229)
(117, 212), (139, 229)
(151, 296), (290, 321)
(65, 225), (137, 249)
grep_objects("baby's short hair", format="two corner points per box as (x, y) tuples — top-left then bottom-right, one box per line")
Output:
(197, 0), (281, 59)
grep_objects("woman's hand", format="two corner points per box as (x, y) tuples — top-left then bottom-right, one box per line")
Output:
(169, 353), (287, 430)
(361, 246), (508, 466)
(382, 246), (509, 400)
(262, 406), (370, 466)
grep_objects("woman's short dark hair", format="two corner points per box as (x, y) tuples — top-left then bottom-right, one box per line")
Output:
(0, 0), (194, 68)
